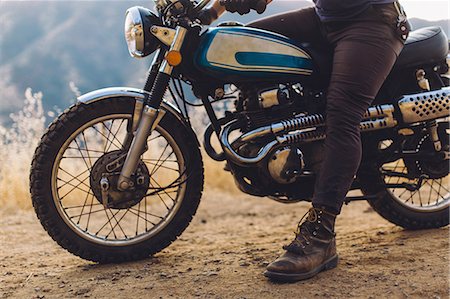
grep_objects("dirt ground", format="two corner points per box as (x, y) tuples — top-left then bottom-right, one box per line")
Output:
(1, 189), (448, 299)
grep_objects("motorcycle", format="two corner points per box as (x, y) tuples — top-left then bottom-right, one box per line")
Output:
(30, 0), (449, 263)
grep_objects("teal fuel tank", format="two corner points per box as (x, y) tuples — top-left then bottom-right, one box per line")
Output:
(194, 27), (315, 82)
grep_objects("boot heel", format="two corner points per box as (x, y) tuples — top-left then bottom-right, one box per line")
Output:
(325, 256), (339, 270)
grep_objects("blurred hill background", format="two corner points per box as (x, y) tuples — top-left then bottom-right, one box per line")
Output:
(0, 0), (449, 125)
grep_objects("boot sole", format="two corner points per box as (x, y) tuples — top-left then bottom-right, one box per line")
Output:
(263, 255), (339, 282)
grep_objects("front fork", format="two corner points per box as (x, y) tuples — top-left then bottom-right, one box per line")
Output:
(117, 26), (187, 191)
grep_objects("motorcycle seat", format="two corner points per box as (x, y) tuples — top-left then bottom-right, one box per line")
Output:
(395, 26), (449, 68)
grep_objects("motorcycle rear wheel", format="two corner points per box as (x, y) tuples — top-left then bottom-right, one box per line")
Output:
(30, 97), (204, 263)
(360, 123), (449, 229)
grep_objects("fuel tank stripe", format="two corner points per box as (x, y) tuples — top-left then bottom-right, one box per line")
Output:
(208, 61), (313, 75)
(235, 52), (314, 69)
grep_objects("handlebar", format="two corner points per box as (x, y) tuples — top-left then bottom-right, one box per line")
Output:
(193, 0), (212, 12)
(195, 0), (266, 15)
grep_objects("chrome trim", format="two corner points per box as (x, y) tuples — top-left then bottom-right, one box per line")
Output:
(152, 109), (166, 131)
(78, 87), (149, 103)
(416, 69), (431, 91)
(446, 54), (450, 75)
(426, 121), (442, 151)
(124, 7), (145, 58)
(276, 128), (326, 144)
(220, 120), (278, 165)
(194, 0), (212, 12)
(221, 89), (449, 166)
(259, 89), (279, 109)
(132, 98), (144, 132)
(239, 114), (325, 143)
(222, 104), (397, 165)
(158, 26), (188, 75)
(159, 60), (173, 75)
(77, 87), (185, 124)
(363, 104), (395, 119)
(360, 118), (395, 131)
(170, 26), (187, 52)
(150, 26), (176, 46)
(398, 87), (450, 124)
(118, 105), (160, 190)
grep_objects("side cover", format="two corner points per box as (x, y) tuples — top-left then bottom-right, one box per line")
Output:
(194, 27), (314, 82)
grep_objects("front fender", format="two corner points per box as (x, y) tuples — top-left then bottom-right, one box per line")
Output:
(77, 87), (200, 147)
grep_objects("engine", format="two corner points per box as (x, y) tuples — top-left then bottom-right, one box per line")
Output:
(236, 83), (325, 132)
(204, 81), (450, 202)
(226, 83), (327, 201)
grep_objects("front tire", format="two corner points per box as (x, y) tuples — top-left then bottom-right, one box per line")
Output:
(30, 97), (204, 263)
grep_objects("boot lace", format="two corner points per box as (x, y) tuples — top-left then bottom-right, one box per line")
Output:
(282, 208), (322, 254)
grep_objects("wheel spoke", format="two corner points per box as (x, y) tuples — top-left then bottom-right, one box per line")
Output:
(59, 176), (91, 200)
(91, 124), (123, 151)
(150, 176), (177, 203)
(81, 131), (93, 169)
(57, 167), (90, 188)
(76, 190), (92, 225)
(128, 209), (157, 227)
(95, 208), (118, 237)
(143, 161), (179, 172)
(105, 209), (130, 239)
(69, 208), (106, 219)
(52, 114), (186, 245)
(150, 143), (170, 175)
(151, 151), (175, 176)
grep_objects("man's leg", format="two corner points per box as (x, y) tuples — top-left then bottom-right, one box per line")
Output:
(312, 18), (405, 214)
(246, 7), (326, 45)
(264, 7), (406, 281)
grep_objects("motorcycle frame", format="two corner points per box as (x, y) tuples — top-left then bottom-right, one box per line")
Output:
(86, 20), (448, 203)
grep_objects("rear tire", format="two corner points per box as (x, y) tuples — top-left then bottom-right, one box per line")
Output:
(360, 123), (449, 230)
(30, 97), (204, 263)
(361, 179), (449, 229)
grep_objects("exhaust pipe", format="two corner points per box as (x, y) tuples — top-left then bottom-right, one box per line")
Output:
(398, 86), (449, 124)
(219, 87), (449, 166)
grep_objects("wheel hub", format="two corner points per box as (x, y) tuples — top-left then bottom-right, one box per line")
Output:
(404, 126), (449, 180)
(90, 150), (150, 209)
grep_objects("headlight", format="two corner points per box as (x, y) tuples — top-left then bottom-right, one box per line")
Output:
(124, 6), (161, 58)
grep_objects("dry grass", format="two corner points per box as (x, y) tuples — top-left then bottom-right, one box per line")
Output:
(0, 89), (47, 211)
(203, 156), (240, 194)
(0, 90), (238, 212)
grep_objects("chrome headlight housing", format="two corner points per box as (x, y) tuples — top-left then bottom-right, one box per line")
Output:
(124, 6), (161, 58)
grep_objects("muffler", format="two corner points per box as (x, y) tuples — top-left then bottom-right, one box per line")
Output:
(398, 86), (449, 124)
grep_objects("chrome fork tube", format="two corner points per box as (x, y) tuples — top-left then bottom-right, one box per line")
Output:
(118, 106), (161, 190)
(117, 26), (187, 191)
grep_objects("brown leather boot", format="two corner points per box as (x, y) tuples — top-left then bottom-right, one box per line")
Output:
(264, 207), (338, 282)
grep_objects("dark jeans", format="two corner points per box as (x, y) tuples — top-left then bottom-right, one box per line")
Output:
(248, 4), (407, 213)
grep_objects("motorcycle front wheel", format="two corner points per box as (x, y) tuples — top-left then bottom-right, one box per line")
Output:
(30, 97), (203, 263)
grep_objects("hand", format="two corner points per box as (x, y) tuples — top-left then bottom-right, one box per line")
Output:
(220, 0), (266, 15)
(198, 8), (218, 25)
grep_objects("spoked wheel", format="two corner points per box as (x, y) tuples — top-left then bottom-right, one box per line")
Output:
(382, 157), (449, 213)
(360, 122), (449, 229)
(30, 97), (203, 262)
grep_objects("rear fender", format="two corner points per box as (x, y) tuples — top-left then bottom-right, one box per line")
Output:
(77, 87), (200, 147)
